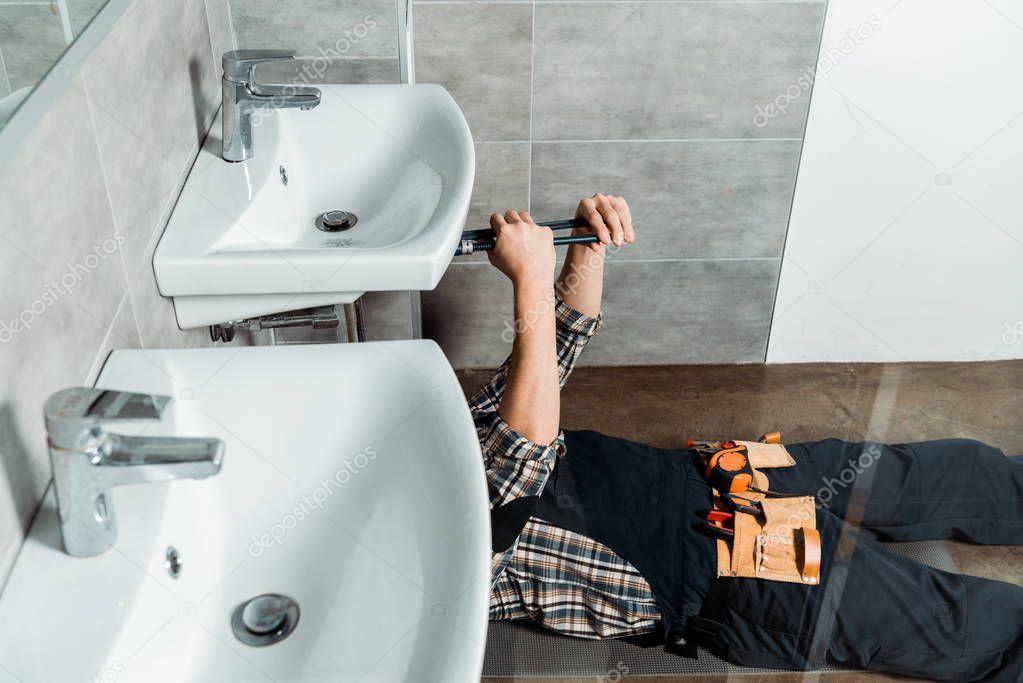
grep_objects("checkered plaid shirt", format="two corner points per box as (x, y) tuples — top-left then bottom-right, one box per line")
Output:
(468, 297), (662, 639)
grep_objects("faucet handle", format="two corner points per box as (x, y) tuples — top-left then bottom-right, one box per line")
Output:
(223, 49), (297, 83)
(45, 388), (170, 447)
(45, 387), (169, 421)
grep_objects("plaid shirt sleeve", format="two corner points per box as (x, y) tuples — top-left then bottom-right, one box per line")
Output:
(466, 296), (602, 586)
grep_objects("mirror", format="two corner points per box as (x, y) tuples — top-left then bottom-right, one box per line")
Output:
(0, 0), (109, 127)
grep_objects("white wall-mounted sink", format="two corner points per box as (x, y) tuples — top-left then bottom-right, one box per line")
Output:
(155, 84), (474, 328)
(0, 342), (490, 682)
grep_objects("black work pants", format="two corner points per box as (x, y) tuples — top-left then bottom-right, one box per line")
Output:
(704, 438), (1023, 682)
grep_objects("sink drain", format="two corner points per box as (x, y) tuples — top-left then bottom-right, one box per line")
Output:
(231, 594), (300, 646)
(315, 210), (358, 232)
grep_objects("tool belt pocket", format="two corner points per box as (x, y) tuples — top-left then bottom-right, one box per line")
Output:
(692, 432), (819, 585)
(732, 440), (795, 490)
(733, 440), (795, 469)
(688, 433), (795, 492)
(716, 495), (821, 585)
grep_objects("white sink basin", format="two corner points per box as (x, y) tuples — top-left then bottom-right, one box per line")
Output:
(155, 84), (475, 328)
(0, 342), (490, 682)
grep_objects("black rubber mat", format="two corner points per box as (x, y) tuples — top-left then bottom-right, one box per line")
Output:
(482, 540), (957, 678)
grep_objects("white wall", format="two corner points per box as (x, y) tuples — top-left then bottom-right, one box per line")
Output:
(768, 0), (1023, 363)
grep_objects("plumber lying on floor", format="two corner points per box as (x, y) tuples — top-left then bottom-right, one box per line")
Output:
(471, 194), (1023, 683)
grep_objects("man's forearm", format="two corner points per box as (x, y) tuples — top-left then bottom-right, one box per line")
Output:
(498, 280), (560, 445)
(486, 195), (634, 443)
(556, 244), (604, 318)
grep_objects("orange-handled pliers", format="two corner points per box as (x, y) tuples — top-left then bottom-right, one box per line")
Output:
(704, 510), (735, 540)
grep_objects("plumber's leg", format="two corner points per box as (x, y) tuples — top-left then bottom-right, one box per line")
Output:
(765, 438), (1023, 544)
(705, 509), (1023, 682)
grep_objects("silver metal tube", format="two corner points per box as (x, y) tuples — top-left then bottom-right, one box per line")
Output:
(343, 300), (366, 342)
(396, 0), (415, 85)
(396, 0), (420, 337)
(409, 291), (423, 339)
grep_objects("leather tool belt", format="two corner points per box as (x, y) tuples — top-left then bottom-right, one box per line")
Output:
(690, 434), (822, 586)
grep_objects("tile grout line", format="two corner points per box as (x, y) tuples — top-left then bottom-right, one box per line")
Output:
(414, 1), (825, 4)
(203, 0), (220, 69)
(84, 291), (134, 384)
(526, 0), (536, 211)
(451, 256), (783, 265)
(292, 55), (397, 60)
(221, 0), (239, 52)
(541, 137), (804, 143)
(78, 71), (144, 369)
(479, 137), (803, 144)
(0, 46), (10, 95)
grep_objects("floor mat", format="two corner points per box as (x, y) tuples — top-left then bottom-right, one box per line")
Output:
(482, 540), (957, 678)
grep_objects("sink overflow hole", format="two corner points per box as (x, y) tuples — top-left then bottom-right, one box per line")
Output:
(165, 546), (183, 579)
(279, 166), (288, 186)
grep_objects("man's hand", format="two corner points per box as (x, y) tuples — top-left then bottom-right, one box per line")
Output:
(488, 210), (556, 286)
(574, 193), (635, 250)
(556, 193), (633, 317)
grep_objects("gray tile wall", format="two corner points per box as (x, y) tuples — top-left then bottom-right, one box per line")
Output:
(67, 0), (111, 35)
(231, 0), (401, 89)
(0, 0), (237, 589)
(0, 4), (68, 97)
(231, 0), (397, 57)
(414, 0), (827, 368)
(225, 1), (826, 367)
(0, 0), (111, 101)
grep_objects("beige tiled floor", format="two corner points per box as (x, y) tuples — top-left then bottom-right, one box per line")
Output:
(458, 359), (1023, 682)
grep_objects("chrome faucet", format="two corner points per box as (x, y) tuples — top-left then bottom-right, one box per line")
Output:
(221, 49), (322, 162)
(44, 387), (225, 558)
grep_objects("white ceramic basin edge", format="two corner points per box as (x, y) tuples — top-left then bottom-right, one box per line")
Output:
(154, 84), (475, 328)
(0, 341), (490, 682)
